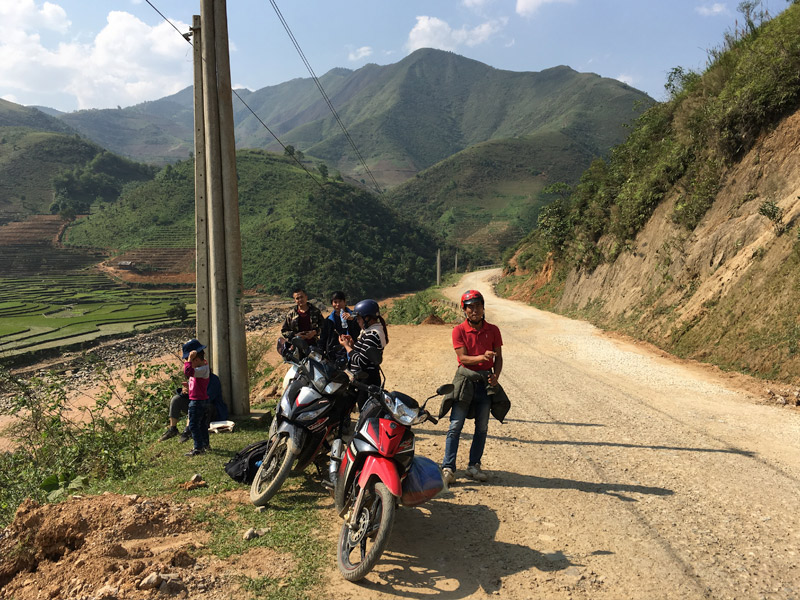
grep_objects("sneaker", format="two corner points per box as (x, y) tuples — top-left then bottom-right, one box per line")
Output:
(442, 467), (456, 486)
(184, 448), (205, 457)
(178, 428), (192, 444)
(202, 445), (211, 453)
(159, 426), (179, 442)
(466, 464), (488, 482)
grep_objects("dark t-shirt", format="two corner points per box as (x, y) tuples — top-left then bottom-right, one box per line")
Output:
(297, 310), (312, 333)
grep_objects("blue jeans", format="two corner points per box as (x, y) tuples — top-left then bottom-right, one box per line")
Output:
(188, 400), (210, 451)
(442, 381), (491, 470)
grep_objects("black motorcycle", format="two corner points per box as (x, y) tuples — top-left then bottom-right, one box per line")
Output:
(249, 337), (355, 506)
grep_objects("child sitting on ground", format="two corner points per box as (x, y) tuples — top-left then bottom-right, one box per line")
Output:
(183, 340), (210, 457)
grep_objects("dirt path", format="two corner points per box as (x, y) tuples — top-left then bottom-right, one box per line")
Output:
(319, 269), (800, 599)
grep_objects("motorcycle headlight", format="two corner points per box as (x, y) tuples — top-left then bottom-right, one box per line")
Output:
(296, 402), (329, 422)
(384, 392), (420, 426)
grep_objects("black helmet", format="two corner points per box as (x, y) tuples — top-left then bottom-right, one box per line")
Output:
(352, 299), (380, 319)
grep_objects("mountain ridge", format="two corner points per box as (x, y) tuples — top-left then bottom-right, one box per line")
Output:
(42, 49), (651, 188)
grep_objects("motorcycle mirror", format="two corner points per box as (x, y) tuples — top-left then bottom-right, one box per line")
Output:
(436, 383), (454, 396)
(276, 337), (287, 355)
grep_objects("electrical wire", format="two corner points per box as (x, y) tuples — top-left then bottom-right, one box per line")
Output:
(267, 0), (385, 196)
(144, 0), (327, 193)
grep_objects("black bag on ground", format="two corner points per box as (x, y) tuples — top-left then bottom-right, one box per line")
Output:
(224, 439), (271, 484)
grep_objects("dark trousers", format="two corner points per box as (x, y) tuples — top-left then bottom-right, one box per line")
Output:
(188, 400), (211, 451)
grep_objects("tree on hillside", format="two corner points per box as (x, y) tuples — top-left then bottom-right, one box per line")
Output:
(284, 145), (295, 157)
(166, 301), (188, 324)
(318, 163), (329, 180)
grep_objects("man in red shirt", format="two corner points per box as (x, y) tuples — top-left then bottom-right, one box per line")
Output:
(442, 289), (503, 484)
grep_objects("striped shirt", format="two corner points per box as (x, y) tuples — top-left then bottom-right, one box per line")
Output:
(349, 323), (386, 373)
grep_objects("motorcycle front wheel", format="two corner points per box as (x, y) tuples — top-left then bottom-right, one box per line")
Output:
(249, 433), (295, 506)
(336, 482), (395, 581)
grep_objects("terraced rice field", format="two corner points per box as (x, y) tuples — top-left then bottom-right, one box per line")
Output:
(0, 273), (194, 358)
(0, 215), (196, 359)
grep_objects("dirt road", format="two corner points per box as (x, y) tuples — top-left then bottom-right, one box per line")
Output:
(321, 269), (800, 599)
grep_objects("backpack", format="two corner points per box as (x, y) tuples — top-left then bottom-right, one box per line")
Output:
(224, 439), (271, 484)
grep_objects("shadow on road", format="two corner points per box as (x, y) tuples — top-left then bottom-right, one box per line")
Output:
(353, 500), (577, 599)
(491, 469), (673, 502)
(503, 418), (606, 427)
(417, 426), (754, 458)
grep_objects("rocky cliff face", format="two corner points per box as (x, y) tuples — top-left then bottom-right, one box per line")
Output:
(538, 109), (800, 382)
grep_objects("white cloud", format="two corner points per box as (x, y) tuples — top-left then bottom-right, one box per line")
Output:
(616, 73), (635, 86)
(0, 5), (192, 110)
(348, 46), (373, 61)
(696, 3), (729, 16)
(406, 16), (505, 53)
(2, 94), (20, 104)
(0, 0), (71, 34)
(516, 0), (573, 17)
(463, 0), (491, 8)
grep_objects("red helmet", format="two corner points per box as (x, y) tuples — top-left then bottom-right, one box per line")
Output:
(460, 289), (484, 310)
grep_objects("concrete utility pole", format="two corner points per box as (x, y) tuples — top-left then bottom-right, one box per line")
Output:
(436, 248), (441, 286)
(192, 15), (209, 345)
(193, 0), (249, 416)
(454, 249), (458, 273)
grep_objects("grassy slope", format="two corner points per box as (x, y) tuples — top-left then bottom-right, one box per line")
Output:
(0, 129), (99, 217)
(501, 5), (800, 383)
(385, 131), (601, 260)
(58, 100), (193, 165)
(65, 150), (441, 299)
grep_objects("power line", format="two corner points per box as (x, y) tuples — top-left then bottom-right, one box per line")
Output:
(143, 0), (327, 193)
(267, 0), (385, 196)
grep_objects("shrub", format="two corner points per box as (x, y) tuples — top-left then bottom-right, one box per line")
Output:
(0, 362), (178, 526)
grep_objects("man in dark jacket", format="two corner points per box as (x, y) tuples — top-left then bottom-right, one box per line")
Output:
(440, 290), (506, 485)
(320, 290), (361, 360)
(281, 287), (324, 343)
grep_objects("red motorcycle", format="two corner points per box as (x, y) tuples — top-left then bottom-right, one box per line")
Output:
(331, 377), (453, 581)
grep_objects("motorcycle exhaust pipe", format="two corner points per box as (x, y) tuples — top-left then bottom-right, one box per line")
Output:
(329, 438), (344, 486)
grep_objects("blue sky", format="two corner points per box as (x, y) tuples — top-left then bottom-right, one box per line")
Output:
(0, 0), (790, 112)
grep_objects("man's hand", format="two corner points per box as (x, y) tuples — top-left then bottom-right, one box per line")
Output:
(487, 372), (499, 387)
(483, 350), (496, 362)
(299, 330), (316, 340)
(188, 350), (197, 361)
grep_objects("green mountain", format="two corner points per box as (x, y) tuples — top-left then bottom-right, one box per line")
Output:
(65, 151), (442, 298)
(48, 50), (651, 189)
(502, 4), (800, 383)
(0, 99), (158, 221)
(0, 99), (73, 132)
(385, 129), (603, 260)
(57, 91), (195, 165)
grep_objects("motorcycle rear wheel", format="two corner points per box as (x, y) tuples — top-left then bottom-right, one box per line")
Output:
(336, 482), (395, 581)
(249, 434), (295, 506)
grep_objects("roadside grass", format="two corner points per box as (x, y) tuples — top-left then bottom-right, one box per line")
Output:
(96, 417), (328, 600)
(384, 277), (462, 325)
